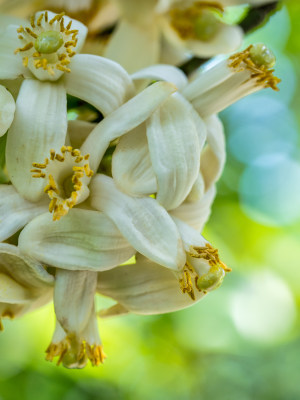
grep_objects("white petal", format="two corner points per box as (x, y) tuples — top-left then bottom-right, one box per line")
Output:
(0, 243), (54, 288)
(90, 174), (186, 270)
(98, 255), (205, 315)
(146, 93), (204, 210)
(0, 85), (15, 136)
(64, 54), (134, 115)
(0, 15), (26, 33)
(0, 184), (48, 242)
(186, 172), (205, 202)
(81, 81), (177, 172)
(6, 79), (67, 202)
(67, 119), (95, 149)
(112, 123), (157, 196)
(0, 25), (26, 79)
(185, 25), (243, 58)
(54, 269), (96, 335)
(131, 64), (188, 90)
(171, 215), (209, 250)
(169, 185), (216, 231)
(104, 19), (159, 73)
(18, 209), (135, 271)
(0, 273), (31, 303)
(201, 114), (226, 190)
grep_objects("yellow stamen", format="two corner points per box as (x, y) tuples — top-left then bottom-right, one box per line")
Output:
(14, 42), (33, 53)
(229, 45), (281, 91)
(179, 243), (230, 299)
(32, 146), (93, 221)
(25, 27), (38, 38)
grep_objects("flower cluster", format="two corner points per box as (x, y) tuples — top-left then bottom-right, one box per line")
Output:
(0, 0), (280, 368)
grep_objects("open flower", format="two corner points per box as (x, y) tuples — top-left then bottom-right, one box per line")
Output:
(104, 0), (244, 72)
(0, 81), (179, 367)
(0, 10), (133, 202)
(0, 243), (53, 331)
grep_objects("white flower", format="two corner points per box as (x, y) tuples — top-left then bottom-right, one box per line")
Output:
(0, 10), (133, 202)
(104, 0), (244, 72)
(0, 84), (15, 136)
(111, 44), (279, 223)
(0, 242), (53, 331)
(0, 81), (177, 367)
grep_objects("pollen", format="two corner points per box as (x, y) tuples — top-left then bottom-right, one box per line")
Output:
(31, 146), (93, 221)
(169, 1), (223, 41)
(179, 243), (230, 299)
(228, 44), (281, 91)
(46, 336), (106, 368)
(14, 11), (79, 79)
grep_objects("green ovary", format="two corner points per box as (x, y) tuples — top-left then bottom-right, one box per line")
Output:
(249, 43), (276, 68)
(34, 31), (64, 54)
(194, 12), (220, 41)
(196, 265), (225, 292)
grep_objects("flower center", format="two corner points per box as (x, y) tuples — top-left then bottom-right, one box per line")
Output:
(34, 30), (64, 54)
(15, 11), (79, 77)
(228, 44), (280, 91)
(169, 2), (223, 41)
(179, 243), (230, 300)
(31, 146), (93, 221)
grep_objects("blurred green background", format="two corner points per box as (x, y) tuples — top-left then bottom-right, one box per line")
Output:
(1, 2), (300, 399)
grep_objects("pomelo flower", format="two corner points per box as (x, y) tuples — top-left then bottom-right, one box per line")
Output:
(0, 81), (179, 367)
(111, 44), (279, 216)
(0, 10), (133, 202)
(104, 0), (244, 72)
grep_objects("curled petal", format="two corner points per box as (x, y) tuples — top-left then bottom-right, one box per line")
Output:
(90, 174), (186, 271)
(0, 243), (54, 288)
(131, 64), (188, 90)
(54, 269), (97, 334)
(112, 123), (157, 196)
(201, 115), (226, 190)
(81, 81), (177, 172)
(6, 79), (67, 202)
(0, 184), (48, 242)
(64, 54), (134, 115)
(146, 93), (204, 210)
(18, 209), (135, 271)
(98, 255), (205, 315)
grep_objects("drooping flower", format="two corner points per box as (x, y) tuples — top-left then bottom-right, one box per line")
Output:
(0, 81), (178, 367)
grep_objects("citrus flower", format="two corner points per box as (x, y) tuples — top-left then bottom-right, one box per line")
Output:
(0, 10), (133, 202)
(104, 0), (244, 72)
